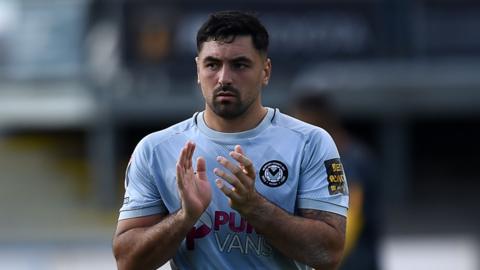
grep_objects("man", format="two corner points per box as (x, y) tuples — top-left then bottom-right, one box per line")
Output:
(291, 93), (379, 270)
(113, 11), (348, 270)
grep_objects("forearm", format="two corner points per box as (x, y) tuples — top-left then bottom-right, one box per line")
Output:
(113, 210), (195, 270)
(244, 196), (345, 269)
(214, 148), (345, 268)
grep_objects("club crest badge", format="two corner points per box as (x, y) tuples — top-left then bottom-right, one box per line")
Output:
(259, 160), (288, 187)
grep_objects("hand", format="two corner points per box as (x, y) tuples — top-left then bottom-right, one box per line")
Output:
(176, 141), (212, 221)
(214, 145), (261, 216)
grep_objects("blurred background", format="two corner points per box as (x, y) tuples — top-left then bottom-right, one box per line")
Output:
(0, 0), (479, 269)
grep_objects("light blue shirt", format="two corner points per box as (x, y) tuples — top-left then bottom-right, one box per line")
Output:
(119, 107), (349, 270)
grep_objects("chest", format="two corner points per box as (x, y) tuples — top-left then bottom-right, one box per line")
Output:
(153, 138), (304, 214)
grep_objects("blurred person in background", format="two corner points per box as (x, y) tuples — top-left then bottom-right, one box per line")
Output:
(112, 10), (348, 270)
(291, 92), (380, 270)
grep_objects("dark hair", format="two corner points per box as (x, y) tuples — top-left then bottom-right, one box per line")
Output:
(291, 92), (341, 129)
(293, 93), (335, 113)
(196, 11), (269, 54)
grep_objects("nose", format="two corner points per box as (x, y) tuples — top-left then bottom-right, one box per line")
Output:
(218, 65), (233, 86)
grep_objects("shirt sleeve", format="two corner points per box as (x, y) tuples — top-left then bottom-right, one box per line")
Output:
(297, 128), (349, 217)
(119, 138), (167, 220)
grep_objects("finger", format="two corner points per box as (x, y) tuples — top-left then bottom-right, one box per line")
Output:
(213, 167), (245, 194)
(176, 162), (184, 189)
(216, 156), (248, 185)
(184, 141), (191, 169)
(230, 151), (253, 169)
(234, 145), (245, 155)
(215, 179), (241, 201)
(179, 145), (188, 169)
(187, 141), (195, 170)
(230, 149), (255, 178)
(196, 156), (207, 180)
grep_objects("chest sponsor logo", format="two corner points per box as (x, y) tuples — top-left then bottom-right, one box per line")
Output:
(259, 160), (288, 187)
(186, 211), (272, 256)
(324, 158), (347, 195)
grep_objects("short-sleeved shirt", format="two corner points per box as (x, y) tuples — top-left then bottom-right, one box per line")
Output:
(119, 107), (349, 270)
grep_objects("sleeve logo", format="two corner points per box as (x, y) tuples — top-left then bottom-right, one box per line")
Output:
(124, 156), (133, 188)
(324, 158), (347, 195)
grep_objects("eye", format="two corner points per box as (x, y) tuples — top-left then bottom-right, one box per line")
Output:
(205, 62), (219, 70)
(233, 62), (249, 70)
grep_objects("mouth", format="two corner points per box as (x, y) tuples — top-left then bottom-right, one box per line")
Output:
(216, 92), (236, 97)
(214, 84), (240, 103)
(216, 95), (236, 101)
(215, 91), (238, 103)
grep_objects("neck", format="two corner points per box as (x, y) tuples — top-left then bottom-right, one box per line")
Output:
(203, 103), (268, 133)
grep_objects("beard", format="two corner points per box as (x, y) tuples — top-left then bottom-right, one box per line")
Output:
(207, 85), (253, 119)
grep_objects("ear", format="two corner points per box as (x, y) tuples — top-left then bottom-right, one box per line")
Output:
(195, 56), (200, 84)
(262, 58), (272, 86)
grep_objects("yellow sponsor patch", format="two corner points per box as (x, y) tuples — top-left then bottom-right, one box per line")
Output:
(325, 158), (347, 195)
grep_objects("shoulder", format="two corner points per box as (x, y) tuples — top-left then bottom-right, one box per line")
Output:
(135, 114), (197, 154)
(272, 110), (340, 163)
(272, 109), (333, 143)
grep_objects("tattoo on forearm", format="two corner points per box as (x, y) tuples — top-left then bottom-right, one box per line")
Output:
(298, 209), (346, 236)
(297, 209), (346, 267)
